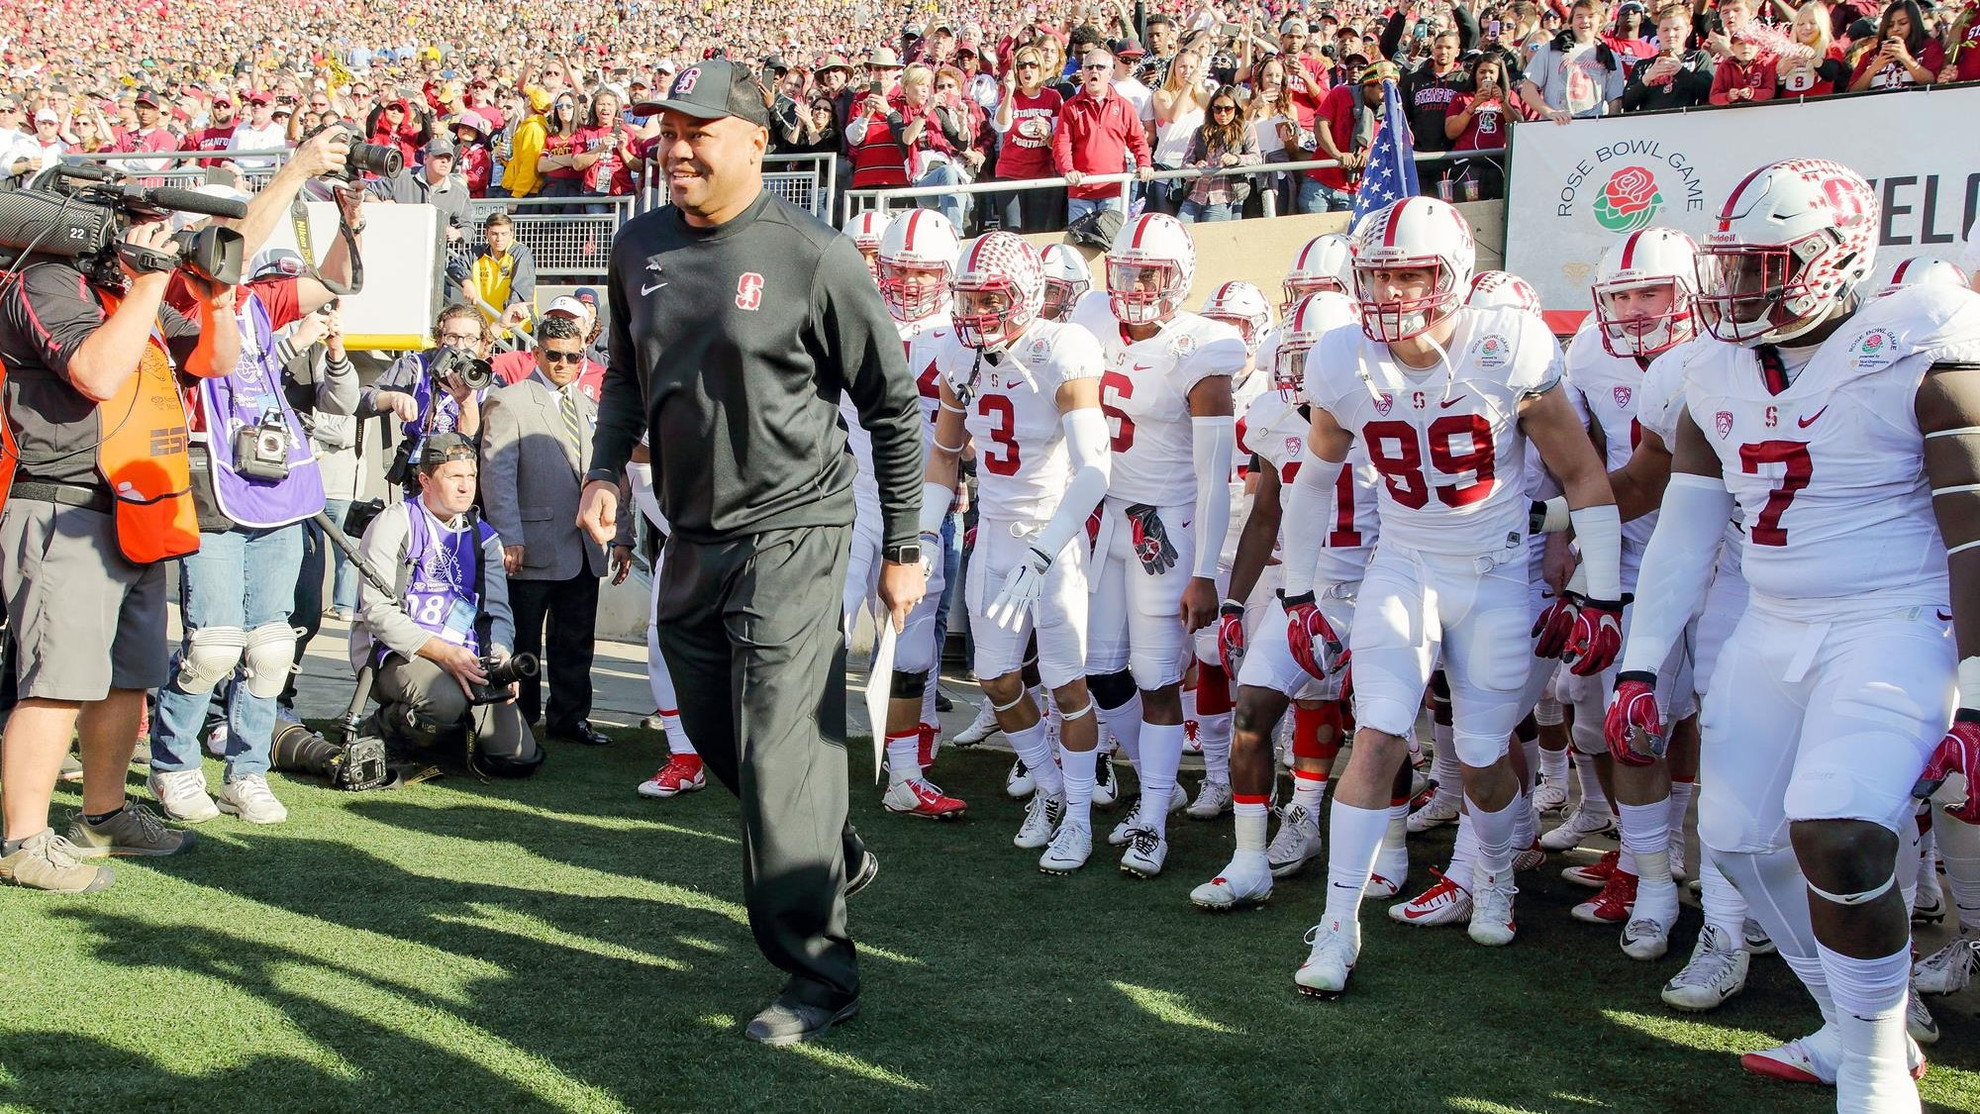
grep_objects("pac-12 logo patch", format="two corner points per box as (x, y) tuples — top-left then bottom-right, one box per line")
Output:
(1373, 392), (1394, 416)
(735, 272), (764, 311)
(1613, 385), (1632, 409)
(1714, 410), (1734, 439)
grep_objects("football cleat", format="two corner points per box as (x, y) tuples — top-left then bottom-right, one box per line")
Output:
(1186, 779), (1233, 821)
(1093, 752), (1119, 807)
(1572, 869), (1639, 924)
(1912, 932), (1979, 995)
(954, 701), (1002, 746)
(1531, 780), (1570, 815)
(1562, 848), (1620, 888)
(1669, 837), (1688, 883)
(1014, 791), (1064, 850)
(882, 778), (967, 820)
(1108, 785), (1189, 845)
(1908, 986), (1940, 1045)
(1468, 874), (1518, 947)
(1293, 918), (1359, 998)
(1540, 805), (1617, 852)
(1405, 793), (1462, 833)
(636, 754), (707, 799)
(1119, 826), (1169, 878)
(1365, 844), (1411, 897)
(1268, 804), (1323, 878)
(1039, 821), (1092, 874)
(1661, 923), (1750, 1012)
(1005, 758), (1035, 799)
(1911, 891), (1947, 926)
(1190, 857), (1274, 910)
(1621, 912), (1675, 961)
(1743, 919), (1777, 956)
(1389, 868), (1472, 926)
(1738, 1025), (1926, 1086)
(1513, 842), (1548, 873)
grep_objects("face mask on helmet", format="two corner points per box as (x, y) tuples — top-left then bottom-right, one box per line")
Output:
(953, 281), (1026, 350)
(1693, 241), (1830, 345)
(1273, 337), (1313, 395)
(1041, 275), (1088, 322)
(1354, 263), (1458, 343)
(1283, 275), (1348, 314)
(880, 261), (951, 322)
(1595, 278), (1691, 358)
(1107, 258), (1181, 325)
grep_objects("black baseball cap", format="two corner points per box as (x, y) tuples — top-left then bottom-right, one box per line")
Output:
(418, 432), (478, 469)
(631, 58), (770, 126)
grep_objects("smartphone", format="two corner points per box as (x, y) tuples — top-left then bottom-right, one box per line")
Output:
(868, 78), (885, 96)
(1487, 19), (1502, 37)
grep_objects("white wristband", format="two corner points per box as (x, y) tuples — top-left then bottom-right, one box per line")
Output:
(1959, 655), (1980, 710)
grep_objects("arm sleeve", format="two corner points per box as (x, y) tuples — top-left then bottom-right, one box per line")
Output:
(1569, 503), (1623, 599)
(820, 237), (923, 549)
(1456, 5), (1480, 51)
(482, 532), (516, 656)
(1190, 415), (1235, 579)
(1050, 106), (1074, 173)
(1616, 472), (1734, 673)
(1381, 9), (1407, 59)
(1280, 450), (1347, 596)
(1036, 407), (1112, 557)
(590, 244), (646, 482)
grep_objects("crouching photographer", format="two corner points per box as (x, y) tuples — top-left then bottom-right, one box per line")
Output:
(349, 433), (543, 777)
(364, 304), (493, 493)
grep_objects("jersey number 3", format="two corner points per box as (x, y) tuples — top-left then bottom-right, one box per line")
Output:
(978, 395), (1022, 476)
(1738, 440), (1812, 547)
(1362, 416), (1495, 510)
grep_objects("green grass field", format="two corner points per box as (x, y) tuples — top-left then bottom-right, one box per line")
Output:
(2, 729), (1976, 1114)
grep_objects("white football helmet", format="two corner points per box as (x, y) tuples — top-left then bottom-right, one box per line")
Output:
(1201, 280), (1274, 353)
(1273, 291), (1358, 396)
(1695, 158), (1879, 346)
(877, 209), (961, 323)
(1466, 270), (1545, 318)
(1590, 228), (1699, 358)
(951, 232), (1044, 352)
(1350, 197), (1476, 343)
(848, 210), (892, 278)
(1107, 212), (1195, 326)
(1283, 233), (1353, 313)
(1040, 243), (1092, 322)
(1880, 256), (1969, 297)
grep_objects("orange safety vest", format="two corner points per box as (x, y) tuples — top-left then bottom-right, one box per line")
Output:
(0, 289), (200, 565)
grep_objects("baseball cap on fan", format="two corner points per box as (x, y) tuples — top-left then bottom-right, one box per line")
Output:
(632, 58), (770, 127)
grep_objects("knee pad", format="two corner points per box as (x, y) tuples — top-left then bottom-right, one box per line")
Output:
(1569, 716), (1607, 756)
(242, 623), (300, 700)
(889, 669), (928, 699)
(1534, 695), (1565, 727)
(1128, 650), (1179, 693)
(1453, 729), (1510, 768)
(177, 625), (247, 694)
(1089, 668), (1137, 710)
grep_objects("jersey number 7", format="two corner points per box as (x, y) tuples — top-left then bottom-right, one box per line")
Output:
(1738, 440), (1812, 547)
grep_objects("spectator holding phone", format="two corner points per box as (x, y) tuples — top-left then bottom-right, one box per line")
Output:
(1620, 2), (1717, 109)
(1177, 85), (1258, 222)
(1847, 0), (1942, 89)
(1442, 53), (1515, 199)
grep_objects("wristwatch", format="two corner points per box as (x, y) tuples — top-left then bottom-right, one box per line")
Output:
(882, 541), (922, 566)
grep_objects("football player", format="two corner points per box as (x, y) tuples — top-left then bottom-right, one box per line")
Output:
(874, 210), (968, 819)
(1281, 233), (1354, 315)
(921, 233), (1113, 871)
(1072, 212), (1248, 878)
(848, 209), (892, 278)
(1609, 159), (1980, 1103)
(1041, 244), (1094, 323)
(1288, 197), (1623, 998)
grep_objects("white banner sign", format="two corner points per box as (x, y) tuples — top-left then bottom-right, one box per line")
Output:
(1505, 85), (1980, 316)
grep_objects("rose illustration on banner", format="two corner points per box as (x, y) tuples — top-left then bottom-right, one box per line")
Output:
(1593, 166), (1664, 233)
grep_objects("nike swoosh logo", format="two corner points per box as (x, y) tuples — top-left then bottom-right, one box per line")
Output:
(1132, 363), (1152, 372)
(1796, 406), (1828, 428)
(1438, 395), (1468, 409)
(641, 281), (668, 295)
(1938, 609), (1953, 622)
(1401, 905), (1443, 920)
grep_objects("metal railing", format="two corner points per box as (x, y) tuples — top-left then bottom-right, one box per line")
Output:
(637, 151), (838, 220)
(467, 194), (635, 280)
(64, 147), (288, 191)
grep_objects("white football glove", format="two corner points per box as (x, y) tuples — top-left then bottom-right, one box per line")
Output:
(986, 544), (1053, 630)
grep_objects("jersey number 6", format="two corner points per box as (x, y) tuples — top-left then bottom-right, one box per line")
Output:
(1100, 370), (1136, 454)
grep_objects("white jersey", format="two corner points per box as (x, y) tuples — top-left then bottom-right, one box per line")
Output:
(1682, 284), (1980, 608)
(1219, 362), (1271, 568)
(1071, 291), (1249, 506)
(899, 314), (954, 444)
(837, 394), (880, 504)
(934, 319), (1104, 521)
(1306, 306), (1563, 557)
(1247, 385), (1379, 588)
(1565, 323), (1674, 585)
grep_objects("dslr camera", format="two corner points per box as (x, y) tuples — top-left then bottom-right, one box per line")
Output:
(431, 343), (494, 391)
(303, 122), (406, 181)
(233, 409), (294, 481)
(469, 652), (538, 706)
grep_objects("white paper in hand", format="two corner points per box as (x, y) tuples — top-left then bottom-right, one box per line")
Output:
(863, 620), (897, 784)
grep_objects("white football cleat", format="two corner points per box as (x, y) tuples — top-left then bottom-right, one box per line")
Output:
(1467, 874), (1517, 947)
(1013, 791), (1063, 850)
(1005, 758), (1035, 799)
(1668, 837), (1688, 882)
(1093, 753), (1119, 807)
(1039, 822), (1092, 874)
(1109, 785), (1188, 845)
(1268, 804), (1324, 878)
(1293, 918), (1359, 998)
(1531, 780), (1570, 815)
(1118, 826), (1168, 879)
(953, 701), (1002, 746)
(1186, 779), (1233, 821)
(1405, 793), (1461, 834)
(1913, 932), (1979, 995)
(1742, 919), (1776, 955)
(1539, 805), (1617, 852)
(1365, 844), (1410, 898)
(1513, 842), (1548, 873)
(1661, 923), (1749, 1012)
(1741, 1026), (1842, 1085)
(1908, 985), (1940, 1045)
(1621, 913), (1675, 961)
(1190, 856), (1274, 910)
(1389, 869), (1472, 927)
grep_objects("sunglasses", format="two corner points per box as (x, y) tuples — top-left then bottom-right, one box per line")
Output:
(1211, 103), (1236, 112)
(1082, 63), (1111, 72)
(1016, 60), (1040, 68)
(540, 350), (584, 365)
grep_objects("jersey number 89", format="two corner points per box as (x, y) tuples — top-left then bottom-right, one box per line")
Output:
(1361, 417), (1496, 509)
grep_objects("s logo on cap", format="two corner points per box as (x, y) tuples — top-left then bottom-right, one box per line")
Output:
(675, 68), (700, 95)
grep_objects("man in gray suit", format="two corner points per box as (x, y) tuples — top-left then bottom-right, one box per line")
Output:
(479, 316), (612, 746)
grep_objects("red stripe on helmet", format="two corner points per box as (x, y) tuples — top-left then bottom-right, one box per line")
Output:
(1215, 281), (1235, 303)
(1718, 164), (1771, 229)
(1892, 259), (1913, 283)
(902, 209), (922, 250)
(1619, 230), (1641, 272)
(1131, 215), (1153, 249)
(1384, 198), (1411, 248)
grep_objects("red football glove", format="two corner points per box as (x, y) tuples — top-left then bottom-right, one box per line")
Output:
(1530, 593), (1578, 659)
(1564, 596), (1625, 677)
(1284, 592), (1348, 680)
(1603, 670), (1664, 767)
(1916, 711), (1980, 824)
(1217, 602), (1247, 678)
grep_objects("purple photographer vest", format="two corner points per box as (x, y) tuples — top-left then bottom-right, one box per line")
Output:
(198, 294), (327, 529)
(381, 503), (496, 665)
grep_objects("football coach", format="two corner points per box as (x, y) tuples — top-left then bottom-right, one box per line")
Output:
(578, 58), (927, 1046)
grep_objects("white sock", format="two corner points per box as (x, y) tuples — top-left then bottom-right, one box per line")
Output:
(1322, 799), (1390, 928)
(1060, 744), (1098, 832)
(1137, 721), (1185, 842)
(648, 611), (695, 755)
(885, 730), (921, 786)
(1897, 811), (1924, 913)
(1199, 712), (1233, 784)
(1666, 779), (1696, 845)
(1446, 811), (1478, 891)
(1619, 799), (1673, 883)
(1512, 785), (1536, 851)
(1099, 693), (1143, 772)
(1933, 812), (1980, 933)
(1716, 845), (1835, 1023)
(1292, 769), (1328, 815)
(1234, 795), (1269, 871)
(1383, 800), (1409, 854)
(1574, 755), (1611, 816)
(1470, 794), (1518, 885)
(1540, 744), (1569, 787)
(921, 674), (939, 731)
(1819, 943), (1919, 1114)
(1430, 720), (1461, 803)
(1008, 721), (1064, 798)
(1697, 852), (1748, 942)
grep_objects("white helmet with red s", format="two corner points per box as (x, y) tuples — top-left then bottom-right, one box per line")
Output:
(1350, 197), (1476, 343)
(1283, 232), (1353, 313)
(1590, 228), (1699, 358)
(1273, 290), (1358, 396)
(1039, 243), (1092, 322)
(877, 208), (961, 322)
(1695, 158), (1878, 346)
(1466, 270), (1545, 318)
(1201, 280), (1274, 353)
(1880, 256), (1969, 297)
(1107, 212), (1196, 326)
(951, 232), (1045, 352)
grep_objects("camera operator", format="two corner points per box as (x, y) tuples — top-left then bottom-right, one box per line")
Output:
(0, 217), (240, 893)
(146, 128), (367, 830)
(363, 304), (492, 492)
(351, 433), (542, 777)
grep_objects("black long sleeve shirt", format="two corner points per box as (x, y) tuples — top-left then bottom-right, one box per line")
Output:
(591, 190), (923, 549)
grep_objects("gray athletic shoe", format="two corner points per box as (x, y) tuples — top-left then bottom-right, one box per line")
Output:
(67, 802), (195, 858)
(0, 828), (113, 892)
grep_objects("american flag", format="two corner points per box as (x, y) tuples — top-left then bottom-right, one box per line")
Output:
(1351, 80), (1420, 225)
